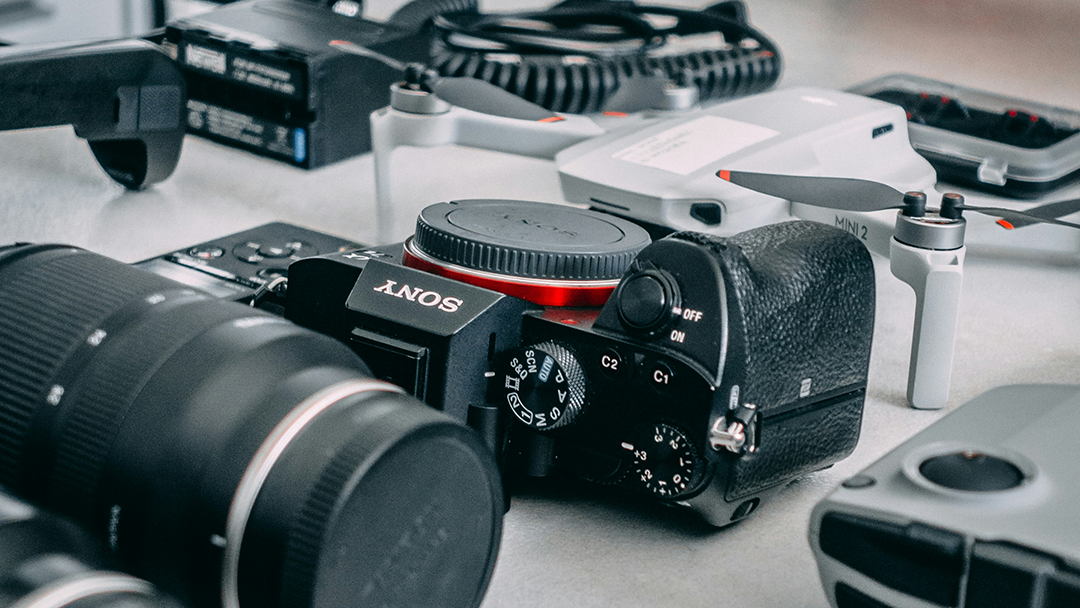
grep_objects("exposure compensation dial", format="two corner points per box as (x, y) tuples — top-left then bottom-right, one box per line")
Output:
(625, 423), (703, 498)
(502, 342), (587, 431)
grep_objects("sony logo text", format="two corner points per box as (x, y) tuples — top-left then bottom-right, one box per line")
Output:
(373, 280), (463, 313)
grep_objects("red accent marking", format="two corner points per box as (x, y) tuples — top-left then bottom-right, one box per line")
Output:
(718, 170), (731, 182)
(560, 319), (579, 325)
(329, 40), (350, 46)
(941, 96), (950, 104)
(539, 116), (566, 123)
(402, 250), (614, 307)
(1008, 109), (1018, 117)
(757, 51), (775, 58)
(920, 92), (930, 99)
(1031, 114), (1040, 122)
(906, 111), (913, 119)
(602, 112), (629, 117)
(997, 219), (1015, 230)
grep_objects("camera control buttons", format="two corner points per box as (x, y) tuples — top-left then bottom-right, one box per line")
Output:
(599, 349), (623, 377)
(232, 240), (312, 264)
(614, 268), (680, 335)
(626, 423), (701, 498)
(648, 362), (674, 391)
(502, 342), (587, 431)
(256, 244), (294, 258)
(188, 246), (224, 260)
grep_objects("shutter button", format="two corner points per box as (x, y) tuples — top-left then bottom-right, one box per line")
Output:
(615, 269), (680, 335)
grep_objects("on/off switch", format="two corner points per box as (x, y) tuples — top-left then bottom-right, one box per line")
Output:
(615, 268), (680, 336)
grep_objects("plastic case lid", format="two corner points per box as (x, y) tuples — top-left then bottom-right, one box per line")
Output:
(848, 73), (1080, 187)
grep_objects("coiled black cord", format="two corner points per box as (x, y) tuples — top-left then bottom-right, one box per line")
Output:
(386, 0), (480, 33)
(429, 0), (782, 114)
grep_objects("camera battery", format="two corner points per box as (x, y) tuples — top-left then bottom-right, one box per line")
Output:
(161, 0), (431, 168)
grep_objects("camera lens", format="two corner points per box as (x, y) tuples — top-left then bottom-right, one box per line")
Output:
(0, 488), (179, 608)
(0, 245), (503, 608)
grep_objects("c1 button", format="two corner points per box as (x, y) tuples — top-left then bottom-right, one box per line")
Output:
(599, 349), (623, 377)
(648, 362), (674, 390)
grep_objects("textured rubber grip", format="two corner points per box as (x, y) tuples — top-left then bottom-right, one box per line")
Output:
(48, 296), (261, 514)
(0, 248), (180, 487)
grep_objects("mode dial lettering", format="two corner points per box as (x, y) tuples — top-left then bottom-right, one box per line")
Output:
(500, 342), (587, 431)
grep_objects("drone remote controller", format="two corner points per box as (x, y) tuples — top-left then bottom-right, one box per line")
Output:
(811, 384), (1080, 608)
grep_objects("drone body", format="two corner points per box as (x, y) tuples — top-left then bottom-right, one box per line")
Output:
(556, 87), (937, 243)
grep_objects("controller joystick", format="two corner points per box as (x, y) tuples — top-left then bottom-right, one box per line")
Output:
(918, 451), (1026, 492)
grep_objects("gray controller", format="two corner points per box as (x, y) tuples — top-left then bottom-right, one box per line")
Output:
(809, 384), (1080, 608)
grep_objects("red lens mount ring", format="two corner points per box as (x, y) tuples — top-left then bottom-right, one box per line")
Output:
(402, 238), (618, 307)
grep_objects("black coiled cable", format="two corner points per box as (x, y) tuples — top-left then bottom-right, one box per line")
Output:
(386, 0), (480, 33)
(429, 0), (782, 114)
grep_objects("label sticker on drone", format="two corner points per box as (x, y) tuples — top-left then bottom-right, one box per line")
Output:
(611, 116), (779, 176)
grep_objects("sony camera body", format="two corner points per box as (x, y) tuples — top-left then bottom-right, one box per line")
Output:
(285, 200), (876, 525)
(811, 384), (1080, 608)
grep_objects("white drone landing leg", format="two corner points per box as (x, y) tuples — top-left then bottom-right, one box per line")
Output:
(888, 207), (968, 410)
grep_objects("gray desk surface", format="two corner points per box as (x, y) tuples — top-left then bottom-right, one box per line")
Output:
(2, 1), (1079, 607)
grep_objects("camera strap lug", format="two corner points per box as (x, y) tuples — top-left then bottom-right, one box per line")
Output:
(249, 276), (288, 308)
(708, 403), (759, 455)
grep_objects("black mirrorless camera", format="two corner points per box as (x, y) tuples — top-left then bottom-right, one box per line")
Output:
(0, 242), (504, 608)
(277, 200), (877, 526)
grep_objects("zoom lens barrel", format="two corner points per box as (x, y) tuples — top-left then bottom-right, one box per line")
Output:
(0, 488), (179, 608)
(0, 244), (503, 608)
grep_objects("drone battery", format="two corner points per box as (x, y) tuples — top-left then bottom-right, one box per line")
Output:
(161, 0), (431, 168)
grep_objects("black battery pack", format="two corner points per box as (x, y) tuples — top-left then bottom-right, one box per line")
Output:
(162, 0), (434, 168)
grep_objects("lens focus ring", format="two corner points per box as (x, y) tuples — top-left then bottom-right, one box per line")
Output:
(0, 248), (182, 489)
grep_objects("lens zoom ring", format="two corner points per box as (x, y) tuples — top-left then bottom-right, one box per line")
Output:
(0, 252), (175, 486)
(50, 298), (249, 515)
(413, 220), (640, 281)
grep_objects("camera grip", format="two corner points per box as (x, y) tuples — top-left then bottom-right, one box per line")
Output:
(725, 390), (865, 501)
(721, 221), (876, 412)
(889, 239), (966, 410)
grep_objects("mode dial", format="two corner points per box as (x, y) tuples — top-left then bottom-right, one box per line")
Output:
(500, 342), (587, 431)
(625, 423), (703, 498)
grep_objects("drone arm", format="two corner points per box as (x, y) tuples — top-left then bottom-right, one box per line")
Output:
(371, 106), (458, 233)
(370, 104), (605, 227)
(889, 239), (966, 410)
(452, 110), (605, 159)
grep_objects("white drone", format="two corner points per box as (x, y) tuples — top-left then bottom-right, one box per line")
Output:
(358, 53), (1080, 410)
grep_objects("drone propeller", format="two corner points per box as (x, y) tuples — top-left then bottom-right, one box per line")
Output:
(329, 39), (670, 121)
(717, 170), (1080, 230)
(330, 40), (561, 120)
(716, 170), (906, 213)
(990, 197), (1080, 229)
(423, 75), (560, 121)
